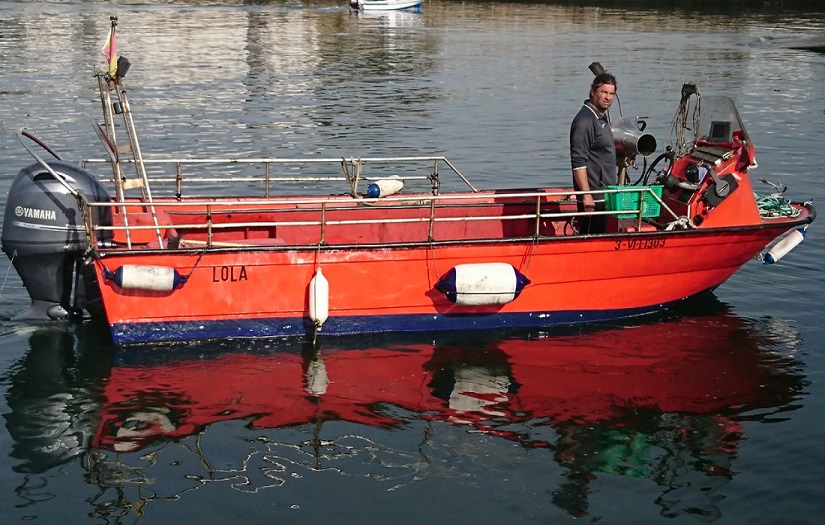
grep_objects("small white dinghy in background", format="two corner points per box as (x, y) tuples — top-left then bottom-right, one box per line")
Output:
(349, 0), (424, 12)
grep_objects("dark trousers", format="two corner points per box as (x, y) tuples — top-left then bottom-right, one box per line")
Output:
(576, 199), (607, 234)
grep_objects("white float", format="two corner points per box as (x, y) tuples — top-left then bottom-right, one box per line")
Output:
(309, 268), (329, 329)
(435, 262), (530, 306)
(763, 226), (807, 264)
(366, 176), (404, 198)
(111, 264), (184, 292)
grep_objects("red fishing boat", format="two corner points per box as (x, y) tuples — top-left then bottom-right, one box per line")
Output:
(1, 18), (814, 346)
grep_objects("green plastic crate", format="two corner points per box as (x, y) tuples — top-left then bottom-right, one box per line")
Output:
(604, 185), (663, 219)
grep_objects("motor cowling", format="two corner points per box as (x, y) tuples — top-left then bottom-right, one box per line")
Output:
(1, 160), (112, 320)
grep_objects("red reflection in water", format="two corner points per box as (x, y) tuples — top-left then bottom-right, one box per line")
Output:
(75, 308), (804, 518)
(95, 312), (799, 455)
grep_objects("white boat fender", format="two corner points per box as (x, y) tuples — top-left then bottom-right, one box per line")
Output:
(309, 268), (329, 329)
(366, 176), (404, 198)
(109, 264), (186, 292)
(435, 262), (531, 306)
(763, 226), (807, 264)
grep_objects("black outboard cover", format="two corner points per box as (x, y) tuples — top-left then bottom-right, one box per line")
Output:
(1, 160), (112, 320)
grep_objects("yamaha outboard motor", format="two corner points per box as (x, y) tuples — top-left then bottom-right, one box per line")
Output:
(2, 137), (112, 320)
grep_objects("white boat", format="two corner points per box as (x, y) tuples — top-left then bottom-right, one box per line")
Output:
(349, 0), (423, 11)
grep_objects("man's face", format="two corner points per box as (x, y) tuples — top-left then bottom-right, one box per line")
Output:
(590, 82), (616, 113)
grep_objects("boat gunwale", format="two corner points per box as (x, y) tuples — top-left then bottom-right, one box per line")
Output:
(90, 202), (815, 258)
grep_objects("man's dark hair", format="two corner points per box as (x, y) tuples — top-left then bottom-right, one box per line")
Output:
(591, 72), (617, 91)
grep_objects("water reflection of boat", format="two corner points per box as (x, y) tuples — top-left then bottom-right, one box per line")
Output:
(95, 309), (804, 449)
(3, 324), (111, 474)
(90, 307), (804, 514)
(3, 302), (807, 518)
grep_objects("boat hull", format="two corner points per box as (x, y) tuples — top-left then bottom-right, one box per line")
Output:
(89, 222), (803, 345)
(354, 0), (423, 11)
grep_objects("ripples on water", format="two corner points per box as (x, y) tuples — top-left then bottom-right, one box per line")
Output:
(1, 2), (824, 523)
(1, 303), (811, 521)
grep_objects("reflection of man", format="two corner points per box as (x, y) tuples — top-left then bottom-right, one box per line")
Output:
(112, 406), (177, 452)
(570, 72), (618, 234)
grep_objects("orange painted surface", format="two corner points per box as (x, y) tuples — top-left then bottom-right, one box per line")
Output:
(92, 223), (794, 327)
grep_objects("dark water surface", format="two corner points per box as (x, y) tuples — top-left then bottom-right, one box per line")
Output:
(1, 1), (824, 523)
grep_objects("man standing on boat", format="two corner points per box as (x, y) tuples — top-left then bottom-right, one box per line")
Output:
(570, 72), (618, 234)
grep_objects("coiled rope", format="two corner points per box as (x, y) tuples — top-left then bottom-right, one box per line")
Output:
(754, 192), (801, 219)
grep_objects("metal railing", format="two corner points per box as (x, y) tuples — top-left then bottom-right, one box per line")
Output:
(82, 155), (478, 199)
(82, 184), (678, 251)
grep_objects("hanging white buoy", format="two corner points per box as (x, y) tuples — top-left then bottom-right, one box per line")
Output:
(309, 268), (329, 329)
(111, 264), (184, 291)
(435, 262), (531, 306)
(763, 226), (807, 264)
(366, 176), (404, 198)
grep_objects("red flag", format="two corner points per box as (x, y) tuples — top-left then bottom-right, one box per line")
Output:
(102, 26), (118, 77)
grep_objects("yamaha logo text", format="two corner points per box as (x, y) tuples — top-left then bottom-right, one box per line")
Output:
(15, 206), (58, 221)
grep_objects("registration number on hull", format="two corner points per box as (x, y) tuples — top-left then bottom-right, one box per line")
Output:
(615, 238), (666, 251)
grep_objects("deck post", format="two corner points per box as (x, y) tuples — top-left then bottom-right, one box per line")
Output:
(206, 204), (213, 248)
(428, 198), (436, 241)
(175, 163), (182, 201)
(320, 202), (326, 245)
(265, 162), (271, 198)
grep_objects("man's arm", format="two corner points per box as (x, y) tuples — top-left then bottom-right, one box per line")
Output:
(572, 167), (595, 210)
(570, 117), (595, 210)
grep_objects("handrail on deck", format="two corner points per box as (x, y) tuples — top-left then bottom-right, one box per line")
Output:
(83, 185), (680, 250)
(82, 155), (479, 196)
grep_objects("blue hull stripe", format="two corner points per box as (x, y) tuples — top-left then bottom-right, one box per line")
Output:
(110, 305), (666, 346)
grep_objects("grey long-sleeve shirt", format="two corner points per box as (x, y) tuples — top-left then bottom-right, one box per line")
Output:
(570, 102), (617, 194)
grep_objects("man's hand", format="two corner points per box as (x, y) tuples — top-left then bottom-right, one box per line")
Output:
(582, 193), (596, 211)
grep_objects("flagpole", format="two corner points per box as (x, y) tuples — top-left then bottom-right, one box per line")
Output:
(103, 15), (118, 80)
